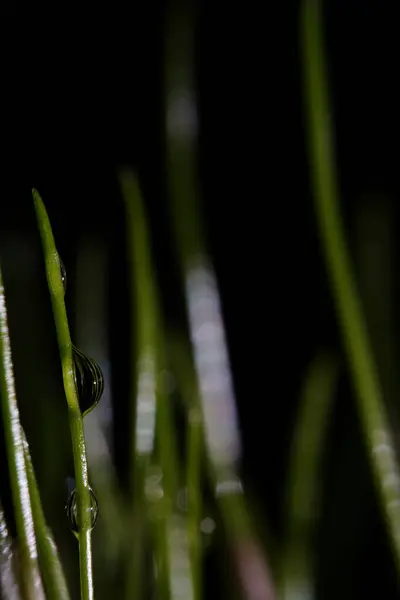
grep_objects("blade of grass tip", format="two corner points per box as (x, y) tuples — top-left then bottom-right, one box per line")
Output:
(120, 170), (183, 599)
(1, 499), (20, 600)
(301, 0), (400, 575)
(0, 265), (45, 600)
(21, 428), (71, 600)
(280, 353), (338, 600)
(32, 189), (94, 600)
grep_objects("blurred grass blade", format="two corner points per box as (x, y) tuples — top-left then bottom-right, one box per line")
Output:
(0, 265), (45, 600)
(168, 333), (203, 599)
(164, 5), (277, 598)
(120, 170), (184, 600)
(301, 0), (400, 575)
(22, 429), (71, 600)
(119, 169), (158, 600)
(0, 500), (20, 600)
(32, 189), (94, 600)
(280, 353), (338, 600)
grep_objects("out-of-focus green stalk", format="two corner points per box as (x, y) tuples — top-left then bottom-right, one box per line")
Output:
(280, 353), (338, 599)
(0, 265), (45, 600)
(33, 190), (94, 600)
(301, 0), (400, 576)
(120, 170), (180, 600)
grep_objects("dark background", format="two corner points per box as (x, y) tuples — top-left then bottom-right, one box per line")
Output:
(1, 1), (399, 598)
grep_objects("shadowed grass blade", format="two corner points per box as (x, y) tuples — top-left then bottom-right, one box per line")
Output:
(32, 189), (94, 600)
(301, 0), (400, 576)
(0, 265), (45, 600)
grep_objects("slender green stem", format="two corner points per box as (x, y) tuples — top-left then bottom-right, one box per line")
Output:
(119, 170), (157, 599)
(22, 429), (71, 600)
(301, 0), (400, 575)
(280, 353), (338, 599)
(32, 190), (94, 600)
(0, 265), (45, 600)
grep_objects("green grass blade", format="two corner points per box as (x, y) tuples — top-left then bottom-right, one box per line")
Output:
(0, 265), (45, 600)
(22, 430), (71, 600)
(301, 0), (400, 575)
(280, 353), (338, 599)
(32, 189), (94, 600)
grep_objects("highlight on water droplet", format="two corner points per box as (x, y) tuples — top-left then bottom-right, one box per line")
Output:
(59, 256), (67, 294)
(72, 345), (104, 416)
(65, 487), (99, 535)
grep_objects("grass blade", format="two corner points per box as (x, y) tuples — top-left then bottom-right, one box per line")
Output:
(22, 429), (71, 600)
(32, 189), (94, 600)
(301, 0), (400, 575)
(0, 265), (45, 600)
(280, 353), (338, 599)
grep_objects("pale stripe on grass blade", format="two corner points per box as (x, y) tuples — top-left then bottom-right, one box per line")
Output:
(301, 0), (400, 576)
(1, 499), (20, 600)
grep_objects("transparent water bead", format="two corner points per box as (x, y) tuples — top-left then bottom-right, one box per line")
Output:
(72, 345), (104, 416)
(65, 487), (99, 536)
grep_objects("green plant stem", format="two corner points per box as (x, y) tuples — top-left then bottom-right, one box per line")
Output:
(0, 265), (45, 600)
(280, 353), (338, 599)
(301, 0), (400, 575)
(32, 190), (94, 600)
(119, 170), (157, 599)
(22, 429), (71, 600)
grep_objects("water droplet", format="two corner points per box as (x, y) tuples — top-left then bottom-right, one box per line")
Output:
(72, 346), (104, 416)
(59, 256), (67, 294)
(65, 487), (99, 536)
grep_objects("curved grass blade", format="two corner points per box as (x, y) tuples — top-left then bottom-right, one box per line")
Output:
(1, 499), (20, 600)
(22, 430), (71, 600)
(0, 265), (45, 600)
(301, 0), (400, 576)
(280, 353), (338, 600)
(32, 190), (94, 600)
